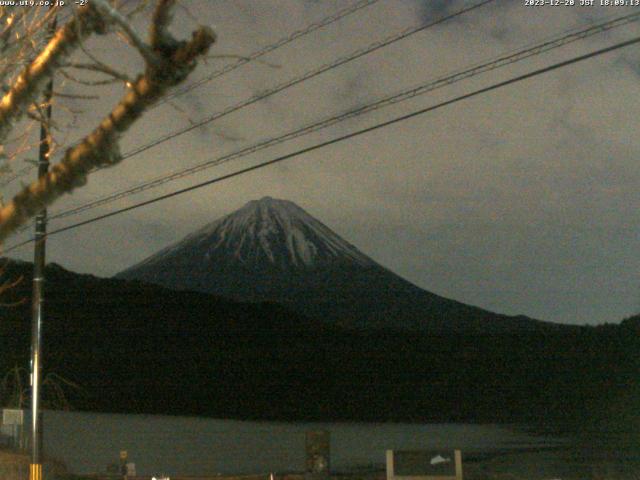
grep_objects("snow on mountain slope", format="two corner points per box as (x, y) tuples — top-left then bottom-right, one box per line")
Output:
(118, 197), (550, 333)
(131, 196), (375, 270)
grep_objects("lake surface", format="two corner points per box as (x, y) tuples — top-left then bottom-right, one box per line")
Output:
(41, 410), (562, 476)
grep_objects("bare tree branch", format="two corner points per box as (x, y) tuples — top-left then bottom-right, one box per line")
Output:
(91, 0), (159, 67)
(0, 274), (25, 306)
(0, 2), (215, 242)
(62, 60), (133, 83)
(59, 67), (121, 87)
(150, 0), (176, 49)
(0, 3), (108, 145)
(52, 90), (100, 100)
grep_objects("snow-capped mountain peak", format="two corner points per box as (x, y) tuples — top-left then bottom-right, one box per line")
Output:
(132, 197), (375, 270)
(117, 196), (548, 333)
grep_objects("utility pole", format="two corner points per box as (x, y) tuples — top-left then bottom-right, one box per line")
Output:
(30, 9), (56, 480)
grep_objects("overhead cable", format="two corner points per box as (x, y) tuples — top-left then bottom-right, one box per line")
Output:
(152, 0), (382, 109)
(46, 10), (640, 223)
(108, 0), (497, 164)
(5, 34), (639, 254)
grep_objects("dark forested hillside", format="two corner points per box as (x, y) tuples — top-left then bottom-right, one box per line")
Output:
(1, 260), (638, 431)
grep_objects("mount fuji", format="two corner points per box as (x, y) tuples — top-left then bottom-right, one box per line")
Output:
(117, 197), (551, 333)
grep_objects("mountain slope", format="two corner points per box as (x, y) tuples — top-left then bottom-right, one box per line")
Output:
(117, 197), (553, 333)
(126, 196), (374, 270)
(1, 259), (636, 426)
(0, 259), (332, 418)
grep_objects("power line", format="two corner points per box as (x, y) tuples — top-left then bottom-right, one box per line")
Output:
(4, 0), (493, 197)
(45, 10), (640, 223)
(1, 0), (374, 189)
(152, 0), (382, 110)
(111, 0), (496, 161)
(5, 0), (494, 217)
(5, 34), (639, 255)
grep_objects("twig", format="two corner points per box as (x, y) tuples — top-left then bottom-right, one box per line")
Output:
(63, 60), (133, 83)
(0, 2), (108, 145)
(150, 0), (175, 49)
(0, 1), (215, 242)
(52, 90), (100, 100)
(59, 67), (120, 86)
(91, 0), (159, 67)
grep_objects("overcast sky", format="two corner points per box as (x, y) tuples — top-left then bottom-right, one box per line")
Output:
(4, 0), (640, 325)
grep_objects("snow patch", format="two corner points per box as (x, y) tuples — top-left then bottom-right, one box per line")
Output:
(123, 197), (377, 271)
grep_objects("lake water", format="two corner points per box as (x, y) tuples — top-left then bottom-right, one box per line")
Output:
(38, 410), (562, 476)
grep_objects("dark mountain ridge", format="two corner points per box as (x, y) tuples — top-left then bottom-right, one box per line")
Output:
(1, 259), (637, 429)
(117, 197), (557, 334)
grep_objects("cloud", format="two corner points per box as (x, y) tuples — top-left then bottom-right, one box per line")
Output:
(9, 0), (637, 326)
(415, 0), (462, 22)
